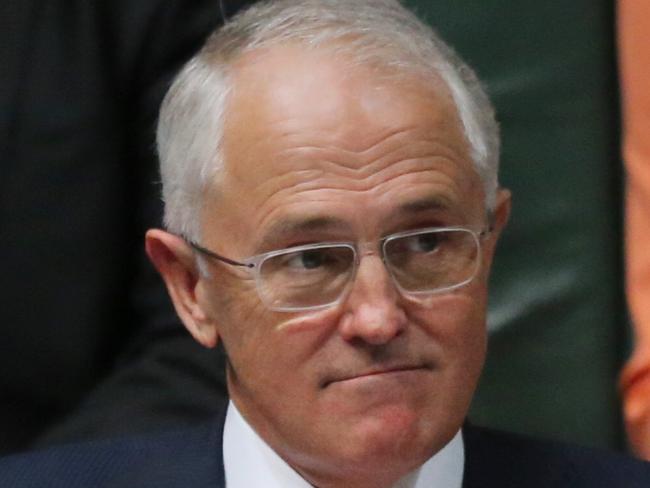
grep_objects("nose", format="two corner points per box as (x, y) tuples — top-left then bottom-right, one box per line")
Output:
(338, 253), (407, 345)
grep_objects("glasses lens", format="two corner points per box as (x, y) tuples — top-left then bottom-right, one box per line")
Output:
(384, 229), (479, 293)
(258, 245), (355, 310)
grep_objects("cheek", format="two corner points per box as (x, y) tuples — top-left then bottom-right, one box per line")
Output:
(410, 290), (487, 369)
(411, 293), (487, 431)
(202, 273), (268, 359)
(217, 290), (327, 386)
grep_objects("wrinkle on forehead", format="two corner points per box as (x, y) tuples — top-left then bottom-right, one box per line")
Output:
(225, 122), (474, 205)
(231, 125), (477, 232)
(272, 129), (469, 174)
(256, 158), (467, 208)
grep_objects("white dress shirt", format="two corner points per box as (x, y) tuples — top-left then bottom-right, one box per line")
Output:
(223, 401), (464, 487)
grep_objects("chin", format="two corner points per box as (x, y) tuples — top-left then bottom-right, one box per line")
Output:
(320, 434), (433, 488)
(334, 404), (439, 469)
(289, 401), (457, 488)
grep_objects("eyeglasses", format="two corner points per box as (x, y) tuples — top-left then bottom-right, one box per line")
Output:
(188, 226), (490, 312)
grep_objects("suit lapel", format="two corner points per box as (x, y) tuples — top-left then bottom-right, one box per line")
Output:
(462, 424), (576, 488)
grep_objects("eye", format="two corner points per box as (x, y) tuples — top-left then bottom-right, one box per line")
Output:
(286, 249), (328, 270)
(405, 232), (441, 253)
(263, 246), (354, 280)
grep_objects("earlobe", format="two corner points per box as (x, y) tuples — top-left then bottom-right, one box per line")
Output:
(145, 229), (220, 349)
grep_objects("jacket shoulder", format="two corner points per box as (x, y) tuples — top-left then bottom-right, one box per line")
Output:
(0, 421), (225, 488)
(463, 424), (650, 488)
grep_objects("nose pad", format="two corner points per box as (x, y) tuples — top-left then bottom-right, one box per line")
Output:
(339, 253), (407, 345)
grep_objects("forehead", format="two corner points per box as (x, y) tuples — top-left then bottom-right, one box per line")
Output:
(224, 44), (465, 153)
(207, 45), (482, 247)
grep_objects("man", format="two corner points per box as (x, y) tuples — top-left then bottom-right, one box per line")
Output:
(1, 1), (649, 486)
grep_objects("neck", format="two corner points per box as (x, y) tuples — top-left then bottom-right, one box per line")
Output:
(295, 465), (417, 488)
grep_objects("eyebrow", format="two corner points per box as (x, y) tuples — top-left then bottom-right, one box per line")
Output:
(396, 196), (452, 215)
(255, 196), (455, 250)
(256, 216), (350, 249)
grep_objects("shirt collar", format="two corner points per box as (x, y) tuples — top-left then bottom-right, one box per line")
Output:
(223, 401), (464, 488)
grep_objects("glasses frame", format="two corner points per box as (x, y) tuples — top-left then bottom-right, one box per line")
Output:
(187, 226), (491, 312)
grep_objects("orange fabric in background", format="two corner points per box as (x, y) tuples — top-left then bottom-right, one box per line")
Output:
(619, 0), (650, 460)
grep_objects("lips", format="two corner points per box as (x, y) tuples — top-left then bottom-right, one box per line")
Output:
(322, 363), (430, 388)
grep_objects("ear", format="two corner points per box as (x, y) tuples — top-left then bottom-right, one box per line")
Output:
(481, 187), (512, 270)
(145, 229), (219, 348)
(491, 187), (512, 238)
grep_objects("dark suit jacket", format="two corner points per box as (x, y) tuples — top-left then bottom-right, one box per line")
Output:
(0, 0), (255, 454)
(1, 414), (649, 487)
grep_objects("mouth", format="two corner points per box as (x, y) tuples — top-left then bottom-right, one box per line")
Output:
(322, 364), (430, 388)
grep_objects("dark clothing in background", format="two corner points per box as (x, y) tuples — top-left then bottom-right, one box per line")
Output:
(0, 0), (253, 454)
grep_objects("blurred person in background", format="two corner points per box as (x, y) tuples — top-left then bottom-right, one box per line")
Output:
(618, 0), (650, 459)
(0, 0), (254, 454)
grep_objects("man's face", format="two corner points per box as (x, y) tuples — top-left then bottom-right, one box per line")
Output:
(196, 46), (505, 486)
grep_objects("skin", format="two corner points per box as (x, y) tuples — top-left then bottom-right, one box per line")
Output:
(147, 45), (510, 488)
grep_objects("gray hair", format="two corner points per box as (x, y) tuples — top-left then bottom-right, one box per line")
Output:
(157, 0), (500, 240)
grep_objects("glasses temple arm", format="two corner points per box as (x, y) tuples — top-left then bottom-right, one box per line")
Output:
(187, 241), (253, 268)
